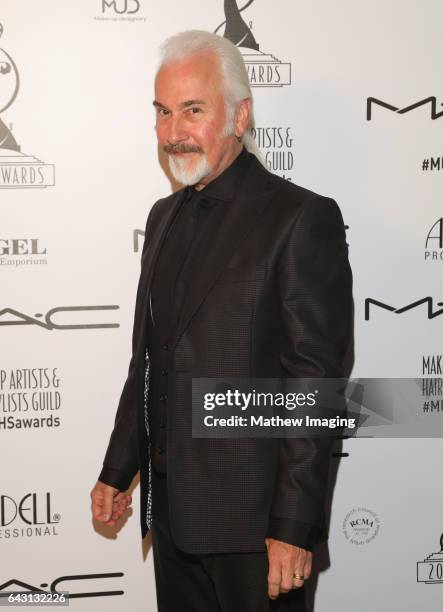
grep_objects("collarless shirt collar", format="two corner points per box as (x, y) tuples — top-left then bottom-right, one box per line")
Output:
(189, 146), (252, 205)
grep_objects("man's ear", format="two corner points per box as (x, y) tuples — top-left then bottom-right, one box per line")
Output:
(235, 98), (252, 139)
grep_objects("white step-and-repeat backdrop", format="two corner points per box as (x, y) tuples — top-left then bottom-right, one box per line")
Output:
(2, 1), (442, 610)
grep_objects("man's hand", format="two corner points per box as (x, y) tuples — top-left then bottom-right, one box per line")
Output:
(90, 480), (132, 527)
(265, 537), (312, 600)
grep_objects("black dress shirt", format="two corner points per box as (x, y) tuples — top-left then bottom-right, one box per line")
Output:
(146, 147), (321, 551)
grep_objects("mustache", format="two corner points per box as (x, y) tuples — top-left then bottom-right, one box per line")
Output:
(163, 143), (204, 155)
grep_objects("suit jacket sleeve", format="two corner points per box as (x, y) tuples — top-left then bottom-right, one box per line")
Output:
(266, 195), (353, 548)
(98, 203), (158, 491)
(266, 517), (321, 552)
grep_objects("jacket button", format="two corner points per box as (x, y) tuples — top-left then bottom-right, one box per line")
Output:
(162, 343), (169, 350)
(160, 394), (167, 401)
(161, 368), (168, 376)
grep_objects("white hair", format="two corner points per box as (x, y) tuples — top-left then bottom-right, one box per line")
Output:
(158, 30), (264, 164)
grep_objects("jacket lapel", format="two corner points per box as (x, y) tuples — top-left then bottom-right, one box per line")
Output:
(136, 189), (185, 354)
(141, 190), (185, 290)
(171, 158), (274, 349)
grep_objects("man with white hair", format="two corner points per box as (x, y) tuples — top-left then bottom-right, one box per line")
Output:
(91, 30), (353, 611)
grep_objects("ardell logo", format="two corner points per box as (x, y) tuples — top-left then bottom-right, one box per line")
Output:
(0, 493), (59, 527)
(0, 23), (55, 188)
(367, 97), (443, 121)
(0, 306), (119, 330)
(365, 297), (443, 320)
(214, 0), (291, 87)
(0, 573), (124, 599)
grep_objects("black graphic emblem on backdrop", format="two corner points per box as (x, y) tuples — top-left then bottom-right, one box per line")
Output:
(424, 218), (443, 262)
(217, 0), (259, 51)
(0, 573), (124, 599)
(0, 25), (19, 153)
(417, 533), (443, 584)
(426, 219), (443, 249)
(365, 297), (443, 320)
(367, 97), (443, 121)
(214, 1), (291, 87)
(0, 24), (54, 188)
(0, 306), (119, 330)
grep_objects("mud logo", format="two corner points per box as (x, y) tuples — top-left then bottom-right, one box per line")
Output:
(101, 0), (140, 14)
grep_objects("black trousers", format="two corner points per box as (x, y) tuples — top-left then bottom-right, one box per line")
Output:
(150, 467), (307, 612)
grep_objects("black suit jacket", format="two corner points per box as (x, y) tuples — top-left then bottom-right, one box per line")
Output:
(98, 151), (353, 554)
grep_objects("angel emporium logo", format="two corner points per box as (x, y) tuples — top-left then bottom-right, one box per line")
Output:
(0, 23), (54, 188)
(214, 0), (291, 87)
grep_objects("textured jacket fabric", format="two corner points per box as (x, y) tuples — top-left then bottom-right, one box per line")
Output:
(145, 185), (198, 474)
(98, 149), (353, 554)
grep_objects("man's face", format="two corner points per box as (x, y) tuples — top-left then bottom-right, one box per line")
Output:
(154, 51), (236, 186)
